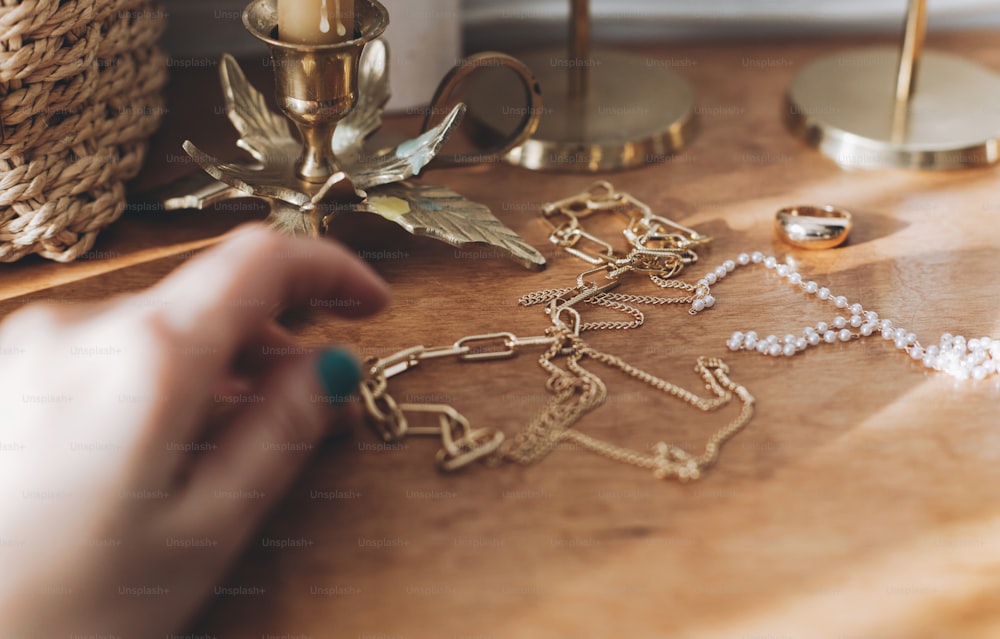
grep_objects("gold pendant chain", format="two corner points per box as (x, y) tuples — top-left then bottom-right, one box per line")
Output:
(519, 285), (699, 332)
(360, 182), (756, 482)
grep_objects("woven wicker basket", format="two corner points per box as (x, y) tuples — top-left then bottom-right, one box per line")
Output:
(0, 0), (168, 263)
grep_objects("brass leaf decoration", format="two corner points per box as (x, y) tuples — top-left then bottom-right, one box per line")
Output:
(334, 39), (390, 158)
(356, 182), (547, 271)
(220, 53), (296, 162)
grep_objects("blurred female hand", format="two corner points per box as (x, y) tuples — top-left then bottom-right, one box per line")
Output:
(0, 225), (389, 638)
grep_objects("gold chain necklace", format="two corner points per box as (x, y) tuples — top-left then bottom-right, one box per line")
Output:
(360, 182), (755, 482)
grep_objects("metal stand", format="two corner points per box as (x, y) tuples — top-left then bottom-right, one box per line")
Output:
(786, 0), (1000, 170)
(466, 0), (696, 172)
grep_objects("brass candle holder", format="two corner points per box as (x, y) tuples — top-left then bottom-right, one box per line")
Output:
(164, 0), (547, 270)
(250, 0), (382, 185)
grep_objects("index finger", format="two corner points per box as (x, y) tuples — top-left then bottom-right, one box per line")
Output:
(147, 224), (390, 366)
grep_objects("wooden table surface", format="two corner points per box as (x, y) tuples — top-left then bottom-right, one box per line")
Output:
(4, 30), (1000, 639)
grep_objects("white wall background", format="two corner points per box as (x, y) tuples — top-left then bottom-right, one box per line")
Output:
(466, 0), (1000, 48)
(162, 0), (1000, 58)
(464, 0), (999, 24)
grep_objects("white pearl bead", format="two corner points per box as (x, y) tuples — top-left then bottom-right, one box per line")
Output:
(909, 346), (923, 360)
(816, 322), (828, 333)
(880, 319), (893, 331)
(849, 315), (863, 328)
(703, 295), (716, 308)
(723, 260), (736, 272)
(833, 316), (847, 329)
(865, 311), (878, 322)
(788, 273), (802, 285)
(905, 332), (917, 345)
(823, 331), (837, 343)
(860, 323), (875, 337)
(781, 334), (795, 345)
(804, 281), (819, 294)
(838, 329), (852, 342)
(894, 336), (908, 349)
(763, 256), (777, 269)
(692, 299), (706, 312)
(744, 335), (758, 348)
(849, 304), (863, 316)
(972, 367), (988, 381)
(768, 343), (783, 357)
(795, 338), (807, 351)
(745, 331), (757, 341)
(751, 251), (764, 263)
(776, 265), (790, 277)
(817, 288), (831, 300)
(755, 341), (768, 354)
(727, 340), (741, 352)
(894, 328), (906, 340)
(714, 266), (727, 278)
(807, 333), (821, 346)
(834, 296), (848, 308)
(705, 273), (718, 285)
(783, 344), (796, 357)
(737, 253), (750, 265)
(882, 328), (894, 340)
(766, 335), (779, 344)
(731, 331), (743, 342)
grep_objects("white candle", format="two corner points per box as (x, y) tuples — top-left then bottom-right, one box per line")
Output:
(278, 0), (355, 45)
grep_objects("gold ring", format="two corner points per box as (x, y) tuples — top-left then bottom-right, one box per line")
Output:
(774, 205), (853, 250)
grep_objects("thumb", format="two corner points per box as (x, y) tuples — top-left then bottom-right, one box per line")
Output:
(179, 348), (363, 534)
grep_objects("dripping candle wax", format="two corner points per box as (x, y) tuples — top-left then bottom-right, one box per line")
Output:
(278, 0), (355, 44)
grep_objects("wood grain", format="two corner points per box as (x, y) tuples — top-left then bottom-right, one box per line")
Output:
(4, 30), (1000, 639)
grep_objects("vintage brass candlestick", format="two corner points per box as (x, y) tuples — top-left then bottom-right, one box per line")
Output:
(786, 0), (1000, 170)
(164, 0), (546, 270)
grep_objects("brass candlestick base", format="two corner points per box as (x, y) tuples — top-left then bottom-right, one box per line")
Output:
(163, 0), (546, 270)
(466, 48), (696, 172)
(786, 0), (1000, 170)
(787, 48), (1000, 170)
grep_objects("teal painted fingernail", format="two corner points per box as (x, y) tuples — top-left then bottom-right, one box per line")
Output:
(317, 348), (362, 404)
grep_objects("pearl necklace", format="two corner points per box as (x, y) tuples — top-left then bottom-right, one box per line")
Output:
(689, 251), (1000, 381)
